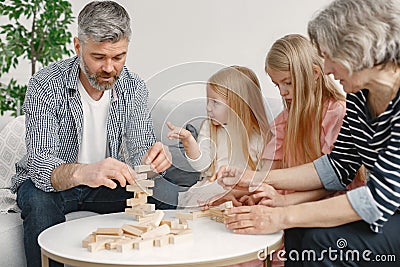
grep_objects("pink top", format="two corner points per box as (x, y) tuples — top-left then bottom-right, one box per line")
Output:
(263, 98), (364, 194)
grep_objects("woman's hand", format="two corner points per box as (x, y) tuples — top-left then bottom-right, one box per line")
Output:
(225, 205), (284, 234)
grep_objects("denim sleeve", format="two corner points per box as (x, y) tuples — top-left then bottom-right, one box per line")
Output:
(346, 186), (382, 224)
(313, 155), (346, 191)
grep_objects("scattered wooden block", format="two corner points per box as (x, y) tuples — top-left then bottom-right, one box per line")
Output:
(88, 239), (113, 252)
(116, 238), (138, 253)
(82, 234), (95, 248)
(175, 212), (194, 221)
(192, 209), (211, 218)
(141, 224), (170, 240)
(122, 224), (144, 237)
(154, 235), (170, 247)
(150, 210), (164, 228)
(95, 234), (126, 242)
(170, 228), (193, 235)
(218, 201), (233, 210)
(133, 239), (154, 250)
(169, 232), (193, 244)
(95, 228), (123, 236)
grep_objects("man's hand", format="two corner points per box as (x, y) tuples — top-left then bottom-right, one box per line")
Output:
(142, 141), (172, 173)
(52, 157), (135, 191)
(224, 205), (284, 234)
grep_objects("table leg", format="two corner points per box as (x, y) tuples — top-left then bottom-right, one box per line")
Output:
(41, 250), (49, 267)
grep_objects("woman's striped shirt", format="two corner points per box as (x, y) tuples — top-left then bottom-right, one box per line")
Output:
(314, 88), (400, 233)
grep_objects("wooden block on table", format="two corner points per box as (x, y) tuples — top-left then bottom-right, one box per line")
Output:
(141, 224), (170, 240)
(154, 235), (170, 247)
(82, 234), (95, 248)
(218, 201), (233, 210)
(88, 239), (113, 252)
(175, 212), (194, 221)
(170, 228), (192, 235)
(105, 239), (123, 250)
(160, 220), (172, 228)
(95, 234), (127, 242)
(150, 210), (165, 228)
(192, 209), (211, 218)
(134, 165), (152, 173)
(95, 228), (123, 236)
(122, 224), (144, 236)
(171, 223), (188, 230)
(133, 238), (154, 250)
(169, 232), (193, 244)
(116, 238), (139, 253)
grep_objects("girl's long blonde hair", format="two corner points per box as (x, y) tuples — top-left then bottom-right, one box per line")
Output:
(207, 66), (270, 173)
(266, 34), (345, 167)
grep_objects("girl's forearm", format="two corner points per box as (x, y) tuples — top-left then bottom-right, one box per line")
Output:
(267, 162), (324, 191)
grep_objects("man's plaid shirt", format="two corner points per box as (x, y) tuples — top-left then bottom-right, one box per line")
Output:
(11, 56), (156, 193)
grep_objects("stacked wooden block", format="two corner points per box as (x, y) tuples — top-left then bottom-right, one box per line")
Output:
(125, 164), (155, 220)
(82, 165), (193, 253)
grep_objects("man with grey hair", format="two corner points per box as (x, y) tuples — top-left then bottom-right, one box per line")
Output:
(11, 1), (174, 266)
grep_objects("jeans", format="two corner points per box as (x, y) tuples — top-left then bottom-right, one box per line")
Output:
(17, 177), (177, 267)
(284, 213), (400, 267)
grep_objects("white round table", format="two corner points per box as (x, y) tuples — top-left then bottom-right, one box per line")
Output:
(39, 211), (283, 267)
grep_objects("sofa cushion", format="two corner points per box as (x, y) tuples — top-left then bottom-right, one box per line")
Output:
(0, 115), (25, 213)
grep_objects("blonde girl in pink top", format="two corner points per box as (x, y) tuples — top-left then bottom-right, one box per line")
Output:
(227, 34), (365, 267)
(251, 34), (365, 208)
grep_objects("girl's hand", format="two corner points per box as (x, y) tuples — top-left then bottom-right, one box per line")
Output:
(204, 189), (247, 207)
(213, 166), (267, 192)
(225, 205), (284, 234)
(166, 121), (192, 141)
(251, 184), (286, 207)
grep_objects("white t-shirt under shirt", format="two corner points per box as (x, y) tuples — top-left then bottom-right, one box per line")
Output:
(77, 80), (111, 164)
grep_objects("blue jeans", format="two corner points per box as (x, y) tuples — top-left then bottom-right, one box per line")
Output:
(17, 177), (177, 267)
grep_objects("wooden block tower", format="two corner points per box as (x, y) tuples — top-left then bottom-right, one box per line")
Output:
(125, 165), (156, 220)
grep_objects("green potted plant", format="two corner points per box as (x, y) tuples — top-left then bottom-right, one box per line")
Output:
(0, 0), (74, 116)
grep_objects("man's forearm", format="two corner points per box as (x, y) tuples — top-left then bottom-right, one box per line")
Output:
(51, 163), (82, 191)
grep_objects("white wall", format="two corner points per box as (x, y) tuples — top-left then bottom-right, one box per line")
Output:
(1, 0), (333, 102)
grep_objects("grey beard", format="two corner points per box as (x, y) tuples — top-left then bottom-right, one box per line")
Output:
(79, 57), (119, 91)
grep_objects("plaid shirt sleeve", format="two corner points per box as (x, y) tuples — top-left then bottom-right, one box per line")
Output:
(23, 76), (69, 192)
